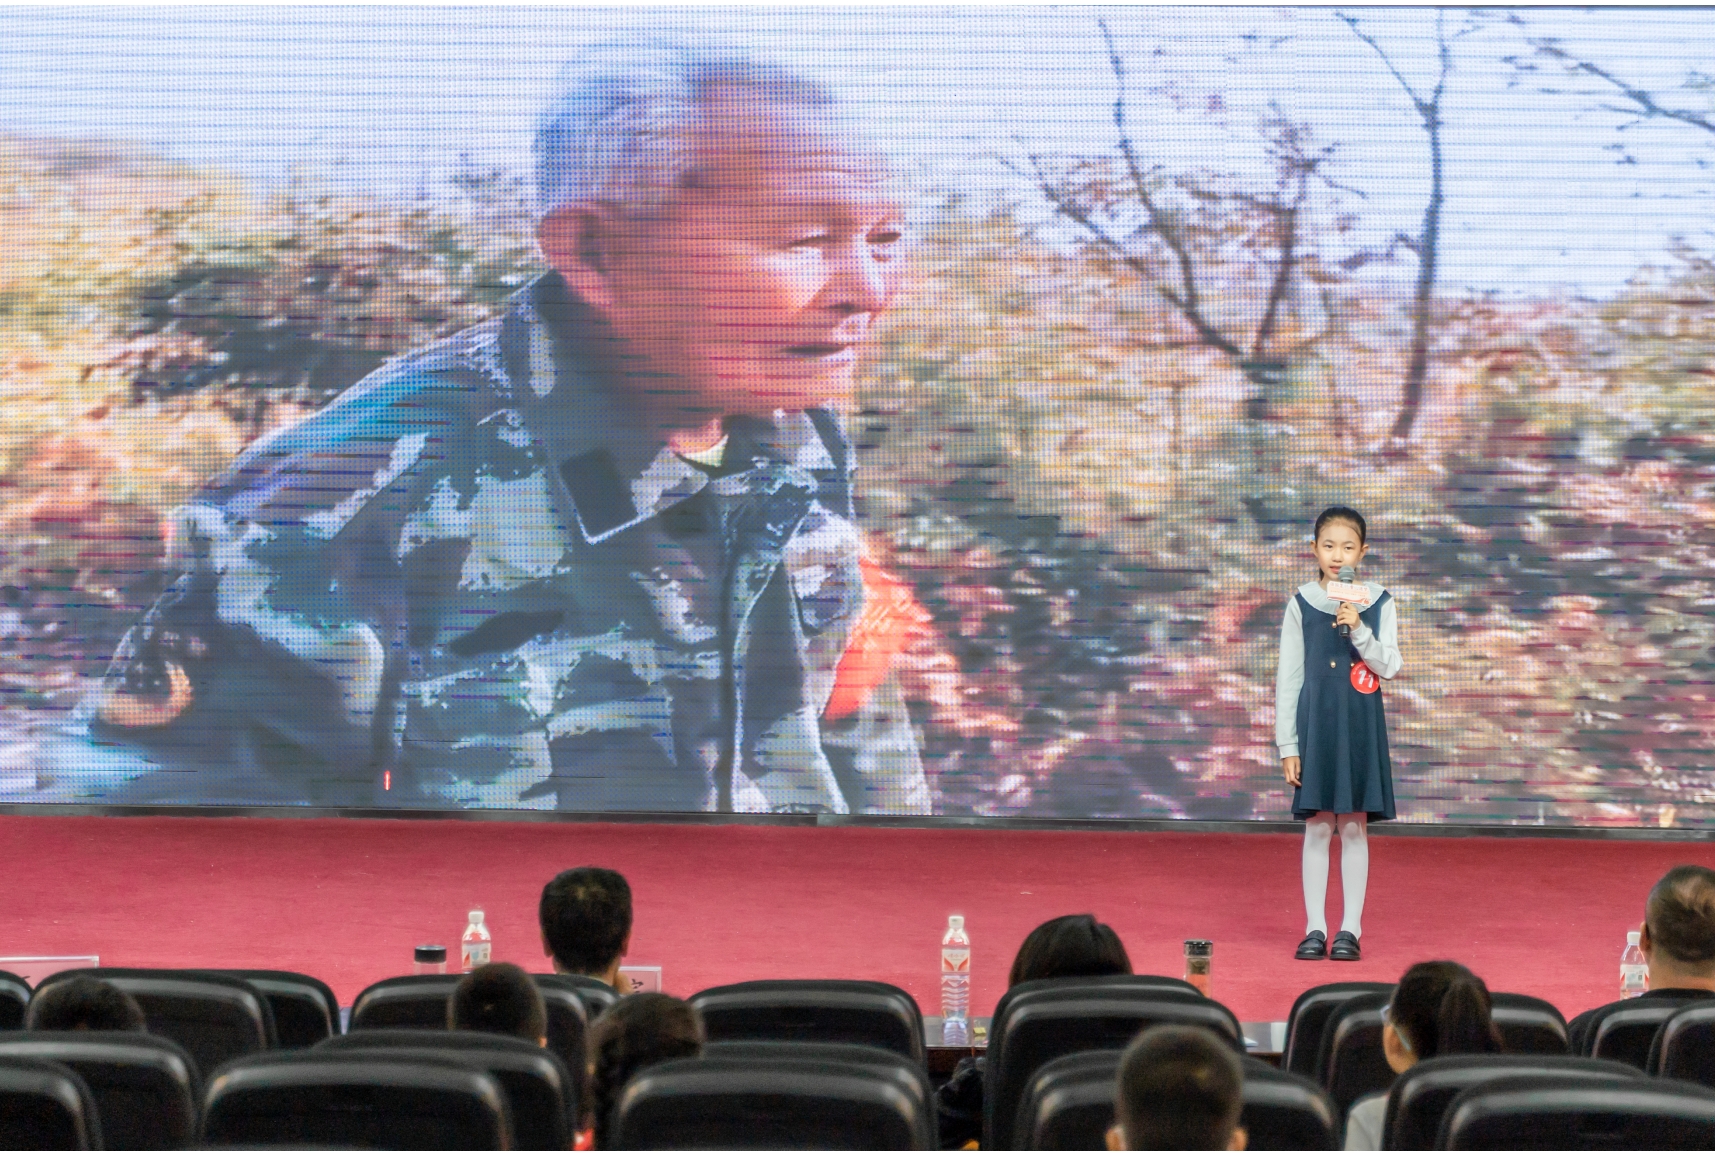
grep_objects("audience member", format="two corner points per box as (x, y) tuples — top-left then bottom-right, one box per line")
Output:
(583, 992), (705, 1149)
(1108, 1024), (1246, 1151)
(1567, 863), (1715, 1055)
(937, 913), (1133, 1147)
(1344, 960), (1502, 1150)
(25, 976), (147, 1032)
(541, 866), (633, 990)
(448, 961), (548, 1046)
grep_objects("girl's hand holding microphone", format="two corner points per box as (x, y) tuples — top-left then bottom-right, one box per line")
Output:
(1282, 755), (1302, 786)
(1334, 601), (1362, 633)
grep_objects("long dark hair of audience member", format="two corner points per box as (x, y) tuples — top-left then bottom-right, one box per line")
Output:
(1389, 960), (1503, 1060)
(1010, 913), (1133, 986)
(585, 992), (705, 1149)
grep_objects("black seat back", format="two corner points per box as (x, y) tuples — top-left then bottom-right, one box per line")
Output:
(534, 973), (618, 1019)
(985, 985), (1242, 1150)
(36, 968), (275, 1080)
(1490, 992), (1569, 1055)
(318, 1028), (575, 1150)
(1238, 1056), (1340, 1150)
(0, 1055), (102, 1150)
(0, 970), (30, 1030)
(1316, 991), (1390, 1115)
(1013, 1049), (1120, 1150)
(201, 1050), (512, 1149)
(691, 979), (925, 1064)
(1658, 1003), (1715, 1086)
(611, 1051), (934, 1149)
(1384, 1053), (1641, 1150)
(206, 969), (338, 1049)
(349, 973), (587, 1085)
(1592, 1001), (1682, 1070)
(0, 1030), (199, 1149)
(703, 1039), (934, 1137)
(1282, 982), (1391, 1079)
(991, 975), (1201, 1055)
(1439, 1073), (1715, 1149)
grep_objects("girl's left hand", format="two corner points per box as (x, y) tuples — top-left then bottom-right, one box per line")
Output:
(1334, 602), (1362, 632)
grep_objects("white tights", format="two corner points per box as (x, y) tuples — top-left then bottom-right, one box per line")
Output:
(1302, 811), (1369, 938)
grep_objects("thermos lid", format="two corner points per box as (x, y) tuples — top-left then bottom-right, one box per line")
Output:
(415, 944), (448, 963)
(1184, 939), (1213, 956)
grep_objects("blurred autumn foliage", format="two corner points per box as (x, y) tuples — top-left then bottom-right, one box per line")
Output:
(3, 130), (1715, 827)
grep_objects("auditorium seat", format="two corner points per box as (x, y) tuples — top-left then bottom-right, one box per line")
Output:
(0, 970), (30, 1030)
(690, 979), (925, 1064)
(1590, 1000), (1683, 1070)
(1489, 992), (1570, 1054)
(349, 973), (588, 1079)
(1238, 1056), (1341, 1150)
(1437, 1073), (1715, 1149)
(0, 1055), (102, 1150)
(1008, 1049), (1339, 1150)
(609, 1049), (935, 1149)
(983, 982), (1242, 1150)
(318, 1028), (577, 1150)
(1281, 982), (1391, 1079)
(36, 968), (275, 1080)
(534, 973), (618, 1018)
(1315, 991), (1390, 1115)
(703, 1039), (934, 1129)
(1654, 1002), (1715, 1086)
(200, 1051), (512, 1149)
(207, 969), (339, 1048)
(0, 1031), (199, 1149)
(991, 974), (1203, 1050)
(1381, 1053), (1641, 1150)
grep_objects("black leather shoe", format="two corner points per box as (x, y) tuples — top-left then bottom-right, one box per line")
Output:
(1330, 931), (1362, 961)
(1295, 931), (1327, 960)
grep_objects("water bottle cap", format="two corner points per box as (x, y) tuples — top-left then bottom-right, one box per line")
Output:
(415, 945), (447, 963)
(469, 910), (485, 925)
(948, 915), (965, 931)
(1627, 930), (1641, 945)
(1184, 939), (1213, 956)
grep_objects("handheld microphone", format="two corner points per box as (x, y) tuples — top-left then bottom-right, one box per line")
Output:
(1330, 559), (1358, 638)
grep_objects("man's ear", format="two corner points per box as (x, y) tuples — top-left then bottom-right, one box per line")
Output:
(620, 927), (633, 960)
(538, 203), (621, 311)
(541, 929), (556, 965)
(1640, 921), (1654, 958)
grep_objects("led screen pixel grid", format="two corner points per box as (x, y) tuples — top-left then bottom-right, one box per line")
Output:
(2, 7), (1714, 827)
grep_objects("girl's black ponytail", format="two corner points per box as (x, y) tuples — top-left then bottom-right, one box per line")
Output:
(1435, 972), (1504, 1056)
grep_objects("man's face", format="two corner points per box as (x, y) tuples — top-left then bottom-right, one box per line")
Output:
(594, 98), (904, 419)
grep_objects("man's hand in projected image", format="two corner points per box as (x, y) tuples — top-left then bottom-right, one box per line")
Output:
(38, 43), (930, 814)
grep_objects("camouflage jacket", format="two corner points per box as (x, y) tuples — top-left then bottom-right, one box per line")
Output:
(65, 274), (928, 813)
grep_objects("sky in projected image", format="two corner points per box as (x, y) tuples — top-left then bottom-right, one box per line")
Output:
(1, 6), (1712, 296)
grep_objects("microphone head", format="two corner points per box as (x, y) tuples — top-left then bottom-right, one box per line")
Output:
(1339, 565), (1356, 583)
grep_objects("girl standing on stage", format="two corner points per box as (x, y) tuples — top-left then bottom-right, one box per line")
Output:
(1276, 506), (1402, 962)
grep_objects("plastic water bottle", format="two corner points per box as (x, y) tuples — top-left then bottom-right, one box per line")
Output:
(941, 915), (971, 1046)
(1621, 929), (1649, 998)
(461, 910), (492, 973)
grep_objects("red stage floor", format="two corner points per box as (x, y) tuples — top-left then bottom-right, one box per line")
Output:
(5, 814), (1714, 1024)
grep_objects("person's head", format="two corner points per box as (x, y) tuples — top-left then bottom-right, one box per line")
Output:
(540, 866), (633, 984)
(1382, 960), (1503, 1075)
(1641, 864), (1715, 985)
(1009, 914), (1133, 988)
(1108, 1024), (1246, 1151)
(1312, 505), (1368, 582)
(448, 962), (548, 1045)
(586, 993), (705, 1147)
(535, 41), (905, 424)
(25, 976), (147, 1032)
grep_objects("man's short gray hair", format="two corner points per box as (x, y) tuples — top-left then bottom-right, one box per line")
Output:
(535, 40), (838, 219)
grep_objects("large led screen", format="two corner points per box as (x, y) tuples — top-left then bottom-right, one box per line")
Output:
(2, 7), (1713, 826)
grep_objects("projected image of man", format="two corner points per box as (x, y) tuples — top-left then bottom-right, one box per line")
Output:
(48, 43), (929, 814)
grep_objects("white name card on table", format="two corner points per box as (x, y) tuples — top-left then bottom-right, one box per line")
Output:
(0, 956), (99, 986)
(619, 965), (661, 994)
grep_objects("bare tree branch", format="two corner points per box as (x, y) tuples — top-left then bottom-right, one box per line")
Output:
(1532, 38), (1715, 138)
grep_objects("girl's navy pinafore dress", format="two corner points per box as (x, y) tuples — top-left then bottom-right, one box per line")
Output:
(1292, 589), (1396, 821)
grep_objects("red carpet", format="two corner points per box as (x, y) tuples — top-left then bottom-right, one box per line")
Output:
(6, 814), (1714, 1024)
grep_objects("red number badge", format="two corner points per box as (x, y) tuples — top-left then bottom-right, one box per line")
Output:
(1350, 660), (1379, 695)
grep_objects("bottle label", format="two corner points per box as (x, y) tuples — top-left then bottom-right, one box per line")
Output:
(463, 941), (492, 969)
(941, 947), (970, 972)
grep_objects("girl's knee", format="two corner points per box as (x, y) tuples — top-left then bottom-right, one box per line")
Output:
(1338, 813), (1368, 841)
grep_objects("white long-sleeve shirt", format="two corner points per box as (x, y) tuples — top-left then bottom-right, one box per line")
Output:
(1275, 579), (1403, 758)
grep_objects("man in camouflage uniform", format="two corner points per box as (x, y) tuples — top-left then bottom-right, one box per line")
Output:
(43, 45), (930, 814)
